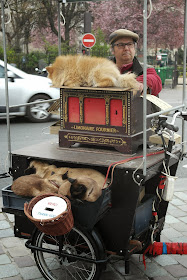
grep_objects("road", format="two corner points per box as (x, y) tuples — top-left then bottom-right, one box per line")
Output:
(0, 115), (59, 193)
(0, 85), (187, 193)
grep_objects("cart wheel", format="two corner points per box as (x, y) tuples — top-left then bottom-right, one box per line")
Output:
(33, 226), (103, 280)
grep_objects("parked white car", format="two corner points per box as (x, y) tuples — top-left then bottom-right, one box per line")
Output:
(0, 60), (60, 122)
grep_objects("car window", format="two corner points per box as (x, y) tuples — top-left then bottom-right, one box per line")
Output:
(0, 65), (20, 79)
(0, 65), (5, 78)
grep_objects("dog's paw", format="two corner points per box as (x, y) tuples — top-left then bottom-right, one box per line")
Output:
(118, 73), (139, 90)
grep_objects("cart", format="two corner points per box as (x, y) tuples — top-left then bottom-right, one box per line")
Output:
(1, 1), (187, 280)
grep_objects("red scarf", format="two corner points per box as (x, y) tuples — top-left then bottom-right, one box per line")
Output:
(120, 62), (133, 74)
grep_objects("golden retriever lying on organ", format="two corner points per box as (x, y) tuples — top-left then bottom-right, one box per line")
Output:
(46, 55), (139, 90)
(11, 160), (108, 202)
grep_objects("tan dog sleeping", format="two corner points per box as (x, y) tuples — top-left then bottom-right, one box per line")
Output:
(11, 160), (109, 202)
(28, 160), (108, 191)
(11, 173), (71, 197)
(27, 161), (58, 178)
(59, 172), (103, 202)
(46, 55), (139, 91)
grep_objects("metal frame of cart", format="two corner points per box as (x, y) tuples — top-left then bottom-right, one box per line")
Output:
(1, 0), (187, 173)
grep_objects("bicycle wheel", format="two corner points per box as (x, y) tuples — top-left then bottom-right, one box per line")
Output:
(33, 226), (102, 280)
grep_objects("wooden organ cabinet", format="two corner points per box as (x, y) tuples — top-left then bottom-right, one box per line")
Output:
(59, 87), (153, 154)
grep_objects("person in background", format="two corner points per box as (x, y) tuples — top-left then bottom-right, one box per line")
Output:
(109, 29), (162, 96)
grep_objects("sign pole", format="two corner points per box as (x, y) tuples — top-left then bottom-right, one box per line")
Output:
(84, 11), (91, 33)
(83, 12), (92, 55)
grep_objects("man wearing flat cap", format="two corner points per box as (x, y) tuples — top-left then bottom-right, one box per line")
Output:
(109, 29), (162, 96)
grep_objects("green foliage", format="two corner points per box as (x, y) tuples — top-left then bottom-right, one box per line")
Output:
(43, 42), (59, 64)
(43, 41), (78, 62)
(61, 42), (77, 56)
(177, 65), (187, 77)
(0, 46), (48, 73)
(0, 46), (4, 60)
(7, 49), (19, 65)
(91, 28), (111, 57)
(0, 42), (60, 73)
(21, 52), (44, 72)
(0, 46), (20, 66)
(0, 37), (111, 74)
(177, 48), (187, 77)
(177, 48), (187, 65)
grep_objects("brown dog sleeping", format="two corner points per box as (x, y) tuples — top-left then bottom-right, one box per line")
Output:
(11, 173), (71, 197)
(28, 160), (108, 188)
(11, 160), (109, 202)
(59, 171), (103, 202)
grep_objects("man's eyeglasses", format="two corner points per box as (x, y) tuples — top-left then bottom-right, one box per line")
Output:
(113, 42), (135, 49)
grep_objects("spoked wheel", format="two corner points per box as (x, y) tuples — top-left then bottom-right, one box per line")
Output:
(33, 227), (103, 280)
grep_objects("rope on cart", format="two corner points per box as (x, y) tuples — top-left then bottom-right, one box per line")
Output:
(143, 242), (187, 269)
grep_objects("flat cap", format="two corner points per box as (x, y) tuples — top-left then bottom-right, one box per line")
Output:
(109, 29), (139, 44)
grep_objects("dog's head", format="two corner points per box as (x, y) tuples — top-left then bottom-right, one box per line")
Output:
(46, 56), (66, 82)
(26, 160), (57, 178)
(46, 65), (54, 80)
(25, 160), (39, 175)
(59, 172), (102, 202)
(70, 176), (102, 202)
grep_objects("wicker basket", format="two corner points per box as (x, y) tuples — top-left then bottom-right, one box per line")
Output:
(24, 193), (74, 236)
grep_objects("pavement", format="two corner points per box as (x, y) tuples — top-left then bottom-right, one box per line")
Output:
(0, 82), (187, 280)
(0, 178), (187, 280)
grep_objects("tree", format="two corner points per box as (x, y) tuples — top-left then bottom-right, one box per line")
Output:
(0, 0), (88, 53)
(91, 28), (110, 57)
(0, 0), (41, 53)
(32, 1), (88, 48)
(1, 0), (184, 54)
(89, 0), (185, 50)
(89, 0), (143, 40)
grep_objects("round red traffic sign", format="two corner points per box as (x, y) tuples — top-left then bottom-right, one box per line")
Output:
(82, 33), (96, 48)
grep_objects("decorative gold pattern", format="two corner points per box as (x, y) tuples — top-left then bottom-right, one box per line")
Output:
(127, 92), (131, 136)
(79, 95), (84, 123)
(64, 92), (68, 125)
(64, 133), (127, 146)
(60, 89), (64, 128)
(122, 95), (128, 132)
(70, 125), (119, 133)
(105, 95), (110, 125)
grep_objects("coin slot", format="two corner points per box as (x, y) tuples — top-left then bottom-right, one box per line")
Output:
(45, 207), (54, 212)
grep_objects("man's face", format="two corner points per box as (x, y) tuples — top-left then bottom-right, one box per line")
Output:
(112, 37), (136, 66)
